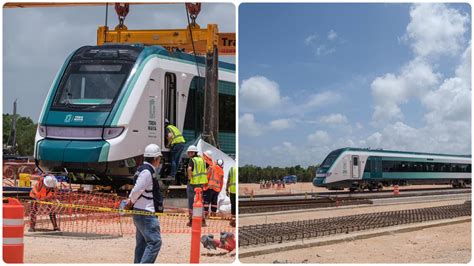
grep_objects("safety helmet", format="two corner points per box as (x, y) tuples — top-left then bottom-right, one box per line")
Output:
(186, 145), (199, 153)
(217, 159), (224, 167)
(144, 144), (162, 158)
(204, 150), (213, 159)
(164, 118), (170, 125)
(43, 175), (58, 188)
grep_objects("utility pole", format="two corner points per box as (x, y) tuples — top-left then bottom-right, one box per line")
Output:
(202, 46), (219, 147)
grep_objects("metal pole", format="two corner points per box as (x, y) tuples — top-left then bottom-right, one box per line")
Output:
(203, 46), (219, 147)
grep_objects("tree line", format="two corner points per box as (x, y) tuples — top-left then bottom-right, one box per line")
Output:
(3, 113), (37, 156)
(239, 164), (320, 183)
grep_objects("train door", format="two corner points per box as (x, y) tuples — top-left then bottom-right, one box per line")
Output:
(163, 72), (177, 149)
(352, 156), (360, 178)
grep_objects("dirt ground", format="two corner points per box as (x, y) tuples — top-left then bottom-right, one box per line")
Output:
(24, 233), (235, 263)
(239, 183), (454, 196)
(240, 221), (471, 263)
(239, 199), (470, 226)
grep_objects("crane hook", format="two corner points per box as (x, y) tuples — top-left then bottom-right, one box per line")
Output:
(115, 3), (130, 29)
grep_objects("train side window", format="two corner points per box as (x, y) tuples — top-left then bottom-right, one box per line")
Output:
(164, 73), (177, 125)
(364, 159), (371, 172)
(353, 157), (358, 166)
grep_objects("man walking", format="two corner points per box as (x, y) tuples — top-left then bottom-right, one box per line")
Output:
(186, 145), (208, 227)
(165, 119), (186, 185)
(125, 144), (163, 264)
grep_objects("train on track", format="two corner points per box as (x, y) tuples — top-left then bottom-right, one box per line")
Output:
(313, 148), (471, 191)
(34, 44), (235, 189)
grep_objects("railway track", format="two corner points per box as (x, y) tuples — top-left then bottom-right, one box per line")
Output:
(239, 198), (372, 214)
(239, 187), (471, 199)
(239, 202), (471, 247)
(239, 188), (471, 213)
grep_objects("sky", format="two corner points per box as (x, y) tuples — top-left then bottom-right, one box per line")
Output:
(239, 3), (472, 167)
(3, 3), (235, 120)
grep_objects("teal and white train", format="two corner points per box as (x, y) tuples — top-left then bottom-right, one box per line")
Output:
(34, 44), (235, 188)
(313, 148), (471, 191)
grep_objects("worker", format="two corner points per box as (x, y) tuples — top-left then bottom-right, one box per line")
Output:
(29, 174), (59, 232)
(186, 145), (208, 227)
(124, 144), (163, 264)
(206, 159), (224, 216)
(202, 150), (214, 217)
(226, 166), (236, 227)
(165, 119), (186, 185)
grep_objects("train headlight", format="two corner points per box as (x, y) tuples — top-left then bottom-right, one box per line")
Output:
(103, 127), (124, 140)
(38, 125), (47, 137)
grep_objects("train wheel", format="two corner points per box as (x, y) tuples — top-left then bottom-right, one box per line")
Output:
(377, 183), (383, 191)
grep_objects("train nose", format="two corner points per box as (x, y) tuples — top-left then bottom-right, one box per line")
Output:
(313, 173), (327, 186)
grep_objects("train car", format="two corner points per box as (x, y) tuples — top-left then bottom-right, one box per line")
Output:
(313, 148), (471, 191)
(34, 44), (235, 188)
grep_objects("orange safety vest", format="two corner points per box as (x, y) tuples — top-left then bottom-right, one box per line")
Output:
(208, 164), (224, 192)
(202, 154), (214, 191)
(29, 177), (54, 200)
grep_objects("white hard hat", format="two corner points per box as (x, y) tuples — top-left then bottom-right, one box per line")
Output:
(144, 144), (162, 158)
(217, 159), (224, 167)
(187, 145), (199, 153)
(204, 150), (213, 157)
(43, 175), (58, 188)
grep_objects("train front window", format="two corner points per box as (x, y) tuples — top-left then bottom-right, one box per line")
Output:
(53, 61), (133, 110)
(319, 149), (344, 171)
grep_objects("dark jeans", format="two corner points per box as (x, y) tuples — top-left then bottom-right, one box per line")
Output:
(208, 190), (220, 213)
(170, 143), (185, 180)
(230, 192), (236, 215)
(133, 212), (162, 263)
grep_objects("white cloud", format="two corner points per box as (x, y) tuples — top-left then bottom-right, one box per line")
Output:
(316, 45), (336, 56)
(272, 141), (297, 153)
(367, 3), (471, 155)
(327, 29), (338, 41)
(371, 58), (441, 124)
(299, 91), (342, 112)
(269, 119), (292, 130)
(239, 113), (264, 137)
(319, 113), (348, 125)
(240, 76), (284, 111)
(406, 3), (469, 58)
(308, 130), (330, 144)
(422, 44), (471, 124)
(305, 34), (318, 45)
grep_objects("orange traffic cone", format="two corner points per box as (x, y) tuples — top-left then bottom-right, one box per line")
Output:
(3, 198), (25, 263)
(190, 188), (203, 263)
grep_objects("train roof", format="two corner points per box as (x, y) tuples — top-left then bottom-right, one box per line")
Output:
(339, 147), (471, 158)
(77, 44), (235, 72)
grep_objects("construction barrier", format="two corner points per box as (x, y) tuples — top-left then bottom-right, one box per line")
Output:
(190, 188), (203, 264)
(25, 190), (234, 237)
(3, 197), (25, 263)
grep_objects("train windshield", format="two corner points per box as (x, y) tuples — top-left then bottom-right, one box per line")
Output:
(52, 61), (133, 111)
(318, 149), (344, 172)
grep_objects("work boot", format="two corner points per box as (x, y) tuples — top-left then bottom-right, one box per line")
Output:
(53, 227), (60, 231)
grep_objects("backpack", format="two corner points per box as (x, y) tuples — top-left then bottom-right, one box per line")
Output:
(133, 164), (164, 213)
